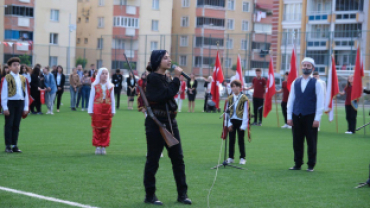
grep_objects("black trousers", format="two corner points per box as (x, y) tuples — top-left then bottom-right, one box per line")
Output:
(114, 87), (121, 108)
(76, 87), (82, 107)
(30, 89), (41, 113)
(292, 113), (318, 168)
(56, 90), (64, 110)
(203, 93), (210, 111)
(4, 100), (24, 146)
(281, 102), (288, 124)
(228, 119), (246, 159)
(345, 105), (357, 133)
(144, 118), (188, 197)
(253, 98), (264, 123)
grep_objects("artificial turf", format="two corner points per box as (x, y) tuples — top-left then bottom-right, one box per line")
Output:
(0, 93), (369, 208)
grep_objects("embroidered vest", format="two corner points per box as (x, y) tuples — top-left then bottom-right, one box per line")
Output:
(228, 94), (249, 119)
(94, 84), (112, 105)
(5, 74), (26, 97)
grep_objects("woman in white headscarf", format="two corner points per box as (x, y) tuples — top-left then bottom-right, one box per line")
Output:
(88, 68), (115, 155)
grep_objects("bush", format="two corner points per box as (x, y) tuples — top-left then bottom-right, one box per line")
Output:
(76, 57), (88, 68)
(19, 54), (31, 66)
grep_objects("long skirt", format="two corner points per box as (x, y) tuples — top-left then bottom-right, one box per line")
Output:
(91, 103), (112, 147)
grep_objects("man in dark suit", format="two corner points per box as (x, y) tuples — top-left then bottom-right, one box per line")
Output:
(112, 69), (123, 109)
(88, 64), (95, 77)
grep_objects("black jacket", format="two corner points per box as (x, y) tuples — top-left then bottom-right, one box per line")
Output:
(112, 74), (123, 88)
(53, 73), (65, 92)
(187, 79), (198, 94)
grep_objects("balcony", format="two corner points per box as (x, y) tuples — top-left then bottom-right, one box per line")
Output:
(197, 0), (225, 10)
(282, 13), (302, 23)
(307, 11), (330, 23)
(335, 11), (364, 23)
(196, 17), (225, 30)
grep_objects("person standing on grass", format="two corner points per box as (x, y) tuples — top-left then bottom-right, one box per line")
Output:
(76, 64), (84, 108)
(203, 76), (212, 112)
(43, 66), (57, 115)
(339, 76), (356, 134)
(81, 70), (91, 111)
(126, 71), (136, 110)
(245, 68), (266, 126)
(276, 72), (291, 129)
(143, 50), (191, 205)
(88, 68), (115, 155)
(69, 68), (81, 111)
(54, 65), (65, 113)
(88, 64), (95, 77)
(187, 74), (197, 113)
(226, 80), (250, 165)
(0, 65), (10, 114)
(287, 57), (324, 172)
(30, 67), (42, 114)
(1, 57), (29, 153)
(112, 69), (123, 109)
(175, 75), (186, 112)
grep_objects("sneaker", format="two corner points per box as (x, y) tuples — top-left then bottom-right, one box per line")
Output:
(307, 166), (314, 172)
(345, 131), (353, 134)
(281, 124), (288, 128)
(95, 147), (101, 155)
(239, 158), (246, 165)
(81, 108), (85, 111)
(257, 122), (262, 126)
(177, 195), (192, 205)
(46, 110), (51, 115)
(289, 165), (301, 170)
(37, 112), (43, 115)
(287, 126), (292, 129)
(160, 153), (163, 157)
(31, 112), (37, 115)
(57, 109), (60, 113)
(101, 147), (106, 155)
(50, 112), (54, 115)
(226, 158), (234, 163)
(251, 122), (257, 126)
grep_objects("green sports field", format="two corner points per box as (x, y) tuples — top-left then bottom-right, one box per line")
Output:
(0, 93), (369, 208)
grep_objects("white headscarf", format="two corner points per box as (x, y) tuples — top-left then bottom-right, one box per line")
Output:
(92, 68), (114, 88)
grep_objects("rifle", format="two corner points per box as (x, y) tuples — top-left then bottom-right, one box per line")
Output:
(138, 86), (179, 148)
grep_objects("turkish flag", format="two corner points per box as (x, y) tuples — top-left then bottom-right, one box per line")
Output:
(350, 47), (363, 110)
(324, 55), (339, 121)
(263, 56), (276, 118)
(287, 48), (298, 91)
(211, 51), (224, 109)
(234, 54), (245, 88)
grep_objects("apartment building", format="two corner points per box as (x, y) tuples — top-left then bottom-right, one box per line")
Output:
(1, 0), (77, 73)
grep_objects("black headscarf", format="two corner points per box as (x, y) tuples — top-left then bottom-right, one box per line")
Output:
(150, 50), (167, 72)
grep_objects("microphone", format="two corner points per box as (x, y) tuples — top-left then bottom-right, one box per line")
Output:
(171, 64), (191, 80)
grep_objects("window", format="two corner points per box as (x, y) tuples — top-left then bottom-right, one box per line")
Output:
(114, 0), (127, 5)
(226, 38), (233, 49)
(241, 59), (247, 68)
(5, 5), (34, 17)
(242, 20), (249, 31)
(227, 19), (234, 30)
(85, 17), (89, 23)
(97, 38), (103, 49)
(97, 60), (103, 69)
(152, 20), (159, 31)
(254, 23), (272, 34)
(282, 28), (301, 45)
(150, 41), (158, 51)
(180, 36), (188, 47)
(84, 38), (88, 44)
(335, 0), (363, 11)
(197, 0), (225, 7)
(197, 17), (225, 28)
(50, 9), (59, 21)
(251, 61), (269, 68)
(98, 17), (104, 28)
(49, 33), (58, 44)
(49, 56), (58, 67)
(225, 58), (232, 68)
(98, 0), (105, 6)
(334, 24), (362, 38)
(182, 0), (190, 7)
(181, 17), (189, 27)
(252, 42), (271, 50)
(112, 39), (125, 49)
(77, 38), (81, 44)
(227, 0), (235, 10)
(195, 37), (224, 47)
(194, 56), (218, 67)
(241, 39), (248, 50)
(152, 0), (159, 10)
(179, 55), (187, 66)
(5, 30), (33, 41)
(78, 17), (81, 23)
(242, 2), (249, 12)
(113, 17), (140, 28)
(283, 3), (302, 21)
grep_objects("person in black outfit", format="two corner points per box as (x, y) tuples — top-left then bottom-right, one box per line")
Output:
(54, 65), (65, 113)
(126, 71), (136, 110)
(187, 74), (197, 113)
(112, 69), (123, 109)
(143, 50), (191, 205)
(30, 67), (42, 114)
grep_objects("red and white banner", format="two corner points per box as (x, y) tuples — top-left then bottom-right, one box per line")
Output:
(324, 55), (339, 121)
(263, 56), (276, 118)
(211, 51), (224, 109)
(287, 48), (298, 91)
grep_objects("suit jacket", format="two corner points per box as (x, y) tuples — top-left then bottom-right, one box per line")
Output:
(126, 77), (136, 88)
(88, 69), (95, 77)
(53, 73), (65, 92)
(187, 79), (198, 94)
(112, 74), (123, 88)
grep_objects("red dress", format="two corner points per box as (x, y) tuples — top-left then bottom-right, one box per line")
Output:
(91, 84), (113, 147)
(137, 79), (146, 112)
(174, 81), (186, 99)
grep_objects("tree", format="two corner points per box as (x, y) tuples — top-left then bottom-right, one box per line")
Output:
(231, 64), (237, 71)
(76, 57), (88, 68)
(168, 62), (179, 72)
(19, 54), (31, 66)
(123, 62), (136, 70)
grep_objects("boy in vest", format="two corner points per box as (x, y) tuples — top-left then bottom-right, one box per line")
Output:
(1, 57), (29, 153)
(287, 57), (324, 172)
(226, 80), (249, 165)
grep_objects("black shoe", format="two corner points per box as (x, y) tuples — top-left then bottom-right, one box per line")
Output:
(31, 112), (37, 115)
(5, 146), (13, 153)
(71, 108), (76, 111)
(177, 195), (192, 205)
(289, 166), (301, 170)
(144, 195), (163, 205)
(12, 146), (22, 153)
(307, 166), (314, 172)
(251, 122), (257, 126)
(366, 179), (370, 186)
(37, 112), (43, 115)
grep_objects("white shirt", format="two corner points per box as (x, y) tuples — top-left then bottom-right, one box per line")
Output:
(57, 73), (61, 86)
(317, 78), (326, 106)
(225, 93), (249, 130)
(287, 76), (325, 122)
(1, 71), (29, 111)
(87, 83), (116, 114)
(206, 82), (212, 94)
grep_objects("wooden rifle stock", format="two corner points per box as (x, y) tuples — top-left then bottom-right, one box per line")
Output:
(138, 86), (179, 147)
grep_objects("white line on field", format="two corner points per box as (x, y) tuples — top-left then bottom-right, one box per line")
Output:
(0, 186), (100, 208)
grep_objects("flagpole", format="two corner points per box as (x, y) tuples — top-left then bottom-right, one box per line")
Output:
(335, 97), (338, 133)
(275, 95), (280, 127)
(362, 95), (366, 136)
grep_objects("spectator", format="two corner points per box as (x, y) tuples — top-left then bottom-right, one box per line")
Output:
(20, 64), (32, 83)
(76, 64), (83, 108)
(339, 76), (356, 134)
(43, 66), (57, 115)
(88, 64), (96, 77)
(54, 65), (65, 113)
(69, 68), (81, 111)
(187, 74), (198, 113)
(30, 66), (42, 114)
(81, 70), (91, 111)
(203, 76), (212, 112)
(126, 71), (136, 110)
(112, 69), (123, 109)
